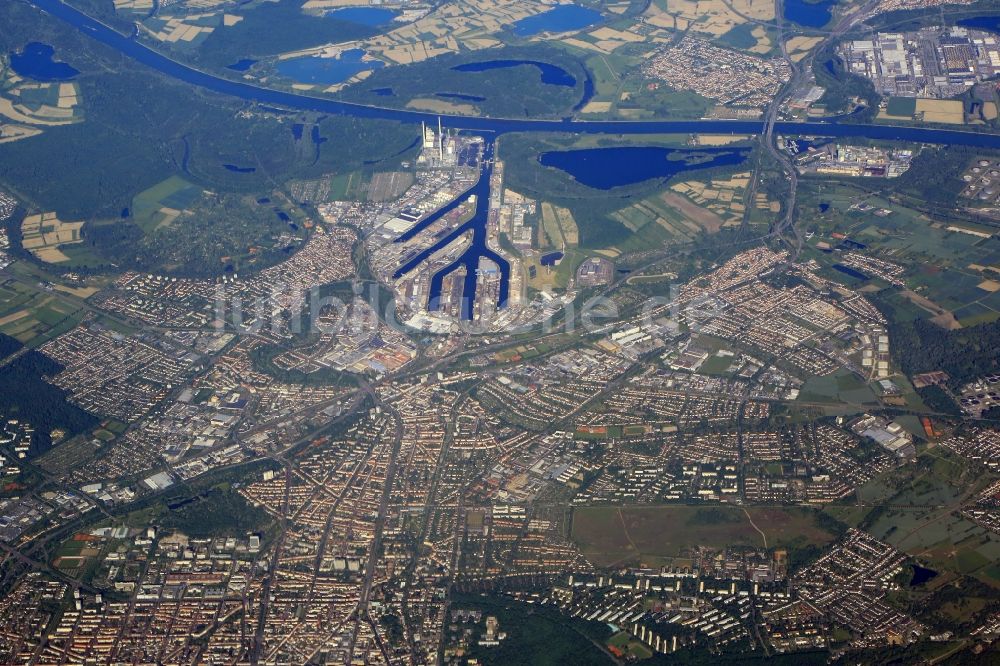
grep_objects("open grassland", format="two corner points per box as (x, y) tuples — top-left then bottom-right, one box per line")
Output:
(861, 450), (1000, 587)
(405, 98), (478, 115)
(539, 202), (579, 247)
(798, 367), (879, 405)
(786, 35), (823, 62)
(523, 247), (587, 292)
(572, 504), (838, 567)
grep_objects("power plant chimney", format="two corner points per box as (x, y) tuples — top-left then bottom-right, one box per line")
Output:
(438, 116), (443, 160)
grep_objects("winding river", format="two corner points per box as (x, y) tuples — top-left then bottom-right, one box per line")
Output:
(23, 0), (1000, 148)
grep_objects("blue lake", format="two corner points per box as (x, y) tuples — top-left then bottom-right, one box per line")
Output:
(226, 58), (257, 72)
(222, 164), (256, 173)
(452, 59), (576, 87)
(541, 252), (564, 266)
(9, 42), (79, 81)
(514, 5), (602, 37)
(371, 87), (395, 96)
(326, 7), (399, 26)
(539, 146), (750, 190)
(910, 564), (938, 587)
(783, 0), (837, 28)
(832, 264), (868, 280)
(958, 16), (1000, 33)
(311, 125), (326, 145)
(573, 73), (595, 112)
(437, 92), (486, 102)
(277, 49), (384, 85)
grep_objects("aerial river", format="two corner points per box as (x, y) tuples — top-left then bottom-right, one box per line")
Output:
(23, 0), (1000, 319)
(24, 0), (1000, 147)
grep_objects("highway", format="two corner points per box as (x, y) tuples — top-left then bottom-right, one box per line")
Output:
(760, 0), (882, 257)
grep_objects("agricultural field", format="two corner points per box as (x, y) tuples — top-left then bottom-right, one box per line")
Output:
(127, 0), (384, 67)
(292, 168), (413, 204)
(233, 0), (789, 120)
(129, 176), (204, 234)
(405, 98), (477, 115)
(606, 193), (707, 255)
(571, 504), (839, 567)
(879, 97), (967, 125)
(0, 59), (82, 143)
(285, 0), (607, 66)
(540, 202), (580, 248)
(93, 0), (821, 125)
(366, 171), (414, 202)
(645, 0), (775, 48)
(112, 0), (152, 15)
(0, 276), (85, 348)
(786, 35), (823, 62)
(20, 212), (95, 265)
(327, 170), (370, 201)
(0, 3), (423, 227)
(797, 178), (1000, 328)
(142, 11), (226, 50)
(609, 83), (713, 121)
(668, 168), (774, 229)
(563, 24), (655, 56)
(594, 161), (776, 255)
